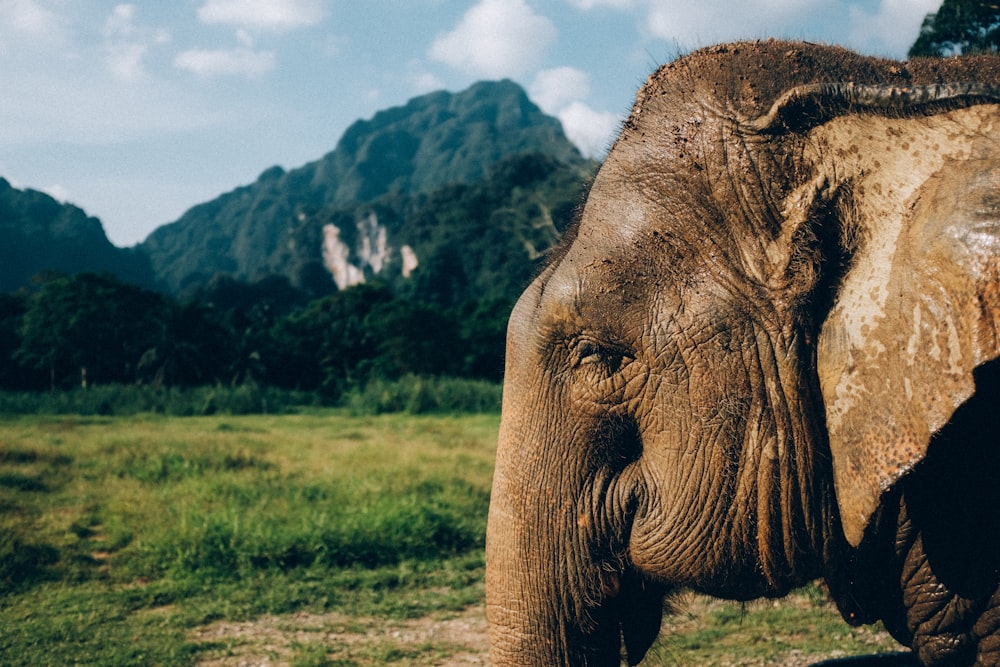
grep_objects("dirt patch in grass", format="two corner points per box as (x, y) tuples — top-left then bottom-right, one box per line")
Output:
(191, 604), (489, 666)
(189, 592), (914, 667)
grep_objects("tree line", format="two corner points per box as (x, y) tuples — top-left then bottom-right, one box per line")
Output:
(0, 271), (510, 398)
(910, 0), (1000, 57)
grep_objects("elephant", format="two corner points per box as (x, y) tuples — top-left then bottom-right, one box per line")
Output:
(486, 40), (1000, 666)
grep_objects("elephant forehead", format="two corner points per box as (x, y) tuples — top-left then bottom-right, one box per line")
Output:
(541, 256), (657, 325)
(538, 254), (719, 356)
(561, 202), (702, 287)
(576, 170), (657, 247)
(532, 150), (722, 336)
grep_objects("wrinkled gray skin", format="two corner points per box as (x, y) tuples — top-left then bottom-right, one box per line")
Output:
(486, 41), (1000, 666)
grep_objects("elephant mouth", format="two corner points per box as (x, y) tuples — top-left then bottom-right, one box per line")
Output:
(598, 566), (672, 665)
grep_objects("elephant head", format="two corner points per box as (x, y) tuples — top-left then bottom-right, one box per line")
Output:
(486, 41), (1000, 665)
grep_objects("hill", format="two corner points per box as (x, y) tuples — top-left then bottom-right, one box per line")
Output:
(140, 80), (593, 296)
(268, 151), (591, 308)
(0, 179), (153, 292)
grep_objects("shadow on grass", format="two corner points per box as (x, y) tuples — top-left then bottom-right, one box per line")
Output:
(0, 537), (59, 593)
(0, 472), (49, 492)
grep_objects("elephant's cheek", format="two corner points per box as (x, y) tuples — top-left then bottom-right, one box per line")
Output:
(622, 437), (699, 579)
(624, 456), (737, 592)
(627, 513), (683, 584)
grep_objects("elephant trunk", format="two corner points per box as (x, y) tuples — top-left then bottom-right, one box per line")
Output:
(486, 427), (612, 664)
(486, 406), (666, 665)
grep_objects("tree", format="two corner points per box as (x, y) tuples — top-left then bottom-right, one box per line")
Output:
(453, 296), (512, 381)
(0, 293), (34, 389)
(192, 274), (310, 386)
(909, 0), (1000, 57)
(266, 283), (396, 397)
(135, 301), (230, 387)
(17, 273), (166, 389)
(364, 299), (460, 379)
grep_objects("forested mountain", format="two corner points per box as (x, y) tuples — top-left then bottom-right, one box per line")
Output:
(0, 80), (598, 393)
(272, 152), (591, 308)
(0, 151), (590, 392)
(141, 79), (593, 296)
(0, 179), (154, 292)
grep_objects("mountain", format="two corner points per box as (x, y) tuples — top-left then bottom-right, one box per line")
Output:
(0, 179), (154, 292)
(278, 151), (592, 309)
(141, 80), (592, 295)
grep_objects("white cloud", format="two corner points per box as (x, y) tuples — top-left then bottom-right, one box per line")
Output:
(641, 0), (845, 53)
(0, 59), (230, 145)
(174, 27), (274, 79)
(637, 0), (932, 59)
(320, 33), (347, 58)
(529, 67), (617, 158)
(235, 28), (254, 48)
(847, 0), (939, 58)
(557, 101), (619, 157)
(105, 40), (146, 82)
(412, 71), (445, 94)
(1, 0), (65, 37)
(103, 4), (171, 83)
(568, 0), (634, 9)
(0, 0), (70, 54)
(197, 0), (328, 32)
(105, 5), (137, 36)
(530, 66), (591, 115)
(174, 45), (275, 78)
(644, 1), (786, 46)
(5, 177), (68, 202)
(429, 0), (556, 78)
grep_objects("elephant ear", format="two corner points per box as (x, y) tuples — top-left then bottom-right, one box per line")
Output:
(753, 85), (1000, 546)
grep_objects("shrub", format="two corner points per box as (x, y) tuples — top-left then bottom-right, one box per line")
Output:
(344, 375), (501, 415)
(0, 377), (500, 417)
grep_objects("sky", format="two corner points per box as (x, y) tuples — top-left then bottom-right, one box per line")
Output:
(1, 0), (941, 247)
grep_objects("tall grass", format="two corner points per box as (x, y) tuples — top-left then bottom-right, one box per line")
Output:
(0, 376), (502, 417)
(0, 383), (318, 416)
(0, 410), (907, 666)
(343, 375), (502, 415)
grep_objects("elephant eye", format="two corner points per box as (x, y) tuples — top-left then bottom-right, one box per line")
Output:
(576, 340), (603, 365)
(571, 336), (631, 373)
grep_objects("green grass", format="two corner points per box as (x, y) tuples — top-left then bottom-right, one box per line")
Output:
(647, 587), (907, 666)
(0, 410), (907, 666)
(0, 411), (496, 665)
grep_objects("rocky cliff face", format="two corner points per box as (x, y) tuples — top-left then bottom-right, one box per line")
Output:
(321, 212), (418, 290)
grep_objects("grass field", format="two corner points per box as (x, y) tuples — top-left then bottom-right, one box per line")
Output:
(0, 411), (907, 665)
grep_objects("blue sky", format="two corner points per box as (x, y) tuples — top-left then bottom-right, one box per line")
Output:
(1, 0), (939, 247)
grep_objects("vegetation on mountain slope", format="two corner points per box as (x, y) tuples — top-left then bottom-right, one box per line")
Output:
(141, 80), (591, 295)
(0, 179), (154, 293)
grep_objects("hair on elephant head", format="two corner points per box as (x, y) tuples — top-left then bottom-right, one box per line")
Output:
(486, 40), (1000, 666)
